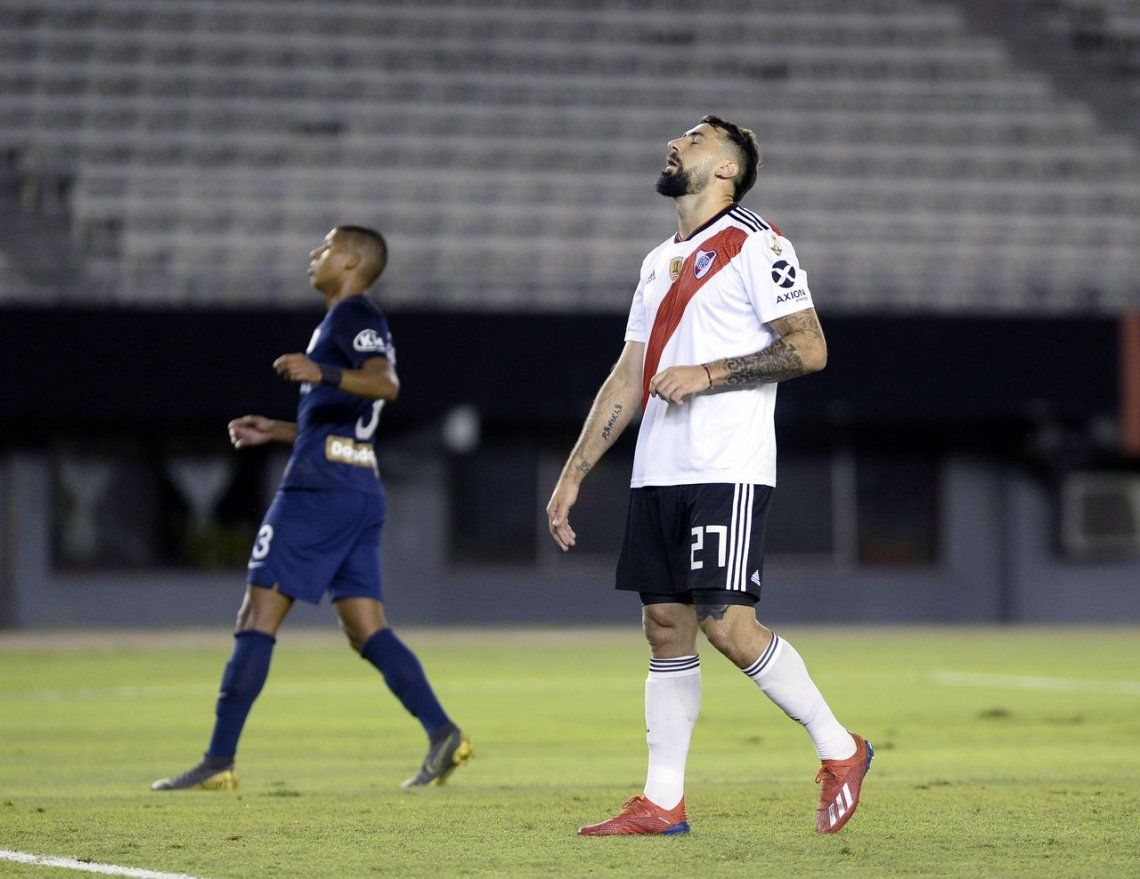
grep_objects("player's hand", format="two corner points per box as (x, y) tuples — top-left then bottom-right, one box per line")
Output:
(228, 415), (275, 449)
(273, 353), (321, 384)
(648, 365), (710, 405)
(546, 478), (580, 552)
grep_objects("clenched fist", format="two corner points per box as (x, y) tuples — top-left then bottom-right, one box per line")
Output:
(273, 353), (321, 384)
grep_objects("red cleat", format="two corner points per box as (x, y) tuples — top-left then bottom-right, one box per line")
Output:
(578, 795), (690, 836)
(815, 732), (874, 833)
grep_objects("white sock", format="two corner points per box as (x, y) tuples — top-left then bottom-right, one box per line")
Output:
(744, 634), (855, 761)
(643, 655), (701, 810)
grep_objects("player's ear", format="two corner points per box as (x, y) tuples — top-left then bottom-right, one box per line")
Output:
(341, 249), (361, 271)
(714, 159), (738, 182)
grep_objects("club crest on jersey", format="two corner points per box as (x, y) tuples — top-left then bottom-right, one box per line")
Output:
(669, 257), (683, 281)
(693, 249), (717, 280)
(353, 329), (389, 353)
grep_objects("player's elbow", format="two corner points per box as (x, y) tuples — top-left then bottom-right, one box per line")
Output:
(800, 340), (827, 374)
(362, 380), (398, 402)
(366, 368), (399, 401)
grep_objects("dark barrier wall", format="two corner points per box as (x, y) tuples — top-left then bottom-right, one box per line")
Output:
(0, 307), (1120, 434)
(2, 307), (1137, 628)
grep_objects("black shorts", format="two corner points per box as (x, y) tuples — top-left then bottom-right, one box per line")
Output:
(615, 483), (772, 605)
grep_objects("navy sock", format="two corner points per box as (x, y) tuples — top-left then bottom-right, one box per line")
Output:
(205, 630), (276, 760)
(360, 628), (451, 737)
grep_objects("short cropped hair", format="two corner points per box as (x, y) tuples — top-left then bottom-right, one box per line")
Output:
(700, 115), (763, 202)
(335, 225), (388, 286)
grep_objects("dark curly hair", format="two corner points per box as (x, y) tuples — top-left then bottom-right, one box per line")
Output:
(700, 115), (763, 202)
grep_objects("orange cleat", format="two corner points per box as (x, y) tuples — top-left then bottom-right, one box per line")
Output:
(815, 732), (874, 833)
(579, 795), (690, 836)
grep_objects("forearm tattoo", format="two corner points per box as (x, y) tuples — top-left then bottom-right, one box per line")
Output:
(601, 404), (624, 441)
(573, 458), (592, 478)
(723, 339), (805, 385)
(720, 309), (824, 387)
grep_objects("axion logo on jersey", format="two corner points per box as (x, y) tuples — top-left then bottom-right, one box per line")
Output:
(694, 250), (717, 279)
(771, 260), (796, 288)
(669, 257), (683, 281)
(776, 288), (808, 304)
(353, 329), (389, 353)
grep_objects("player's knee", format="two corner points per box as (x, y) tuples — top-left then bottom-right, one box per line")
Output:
(234, 609), (277, 637)
(698, 617), (750, 664)
(642, 605), (693, 654)
(344, 623), (382, 654)
(234, 585), (290, 636)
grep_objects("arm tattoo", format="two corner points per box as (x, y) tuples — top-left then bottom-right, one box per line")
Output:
(771, 310), (826, 347)
(601, 403), (624, 441)
(573, 458), (592, 478)
(720, 308), (824, 387)
(696, 604), (731, 622)
(723, 339), (805, 385)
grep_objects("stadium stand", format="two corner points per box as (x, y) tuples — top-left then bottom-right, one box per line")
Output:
(0, 0), (1137, 311)
(1040, 0), (1140, 98)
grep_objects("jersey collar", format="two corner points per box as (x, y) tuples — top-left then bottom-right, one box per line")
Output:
(673, 202), (736, 244)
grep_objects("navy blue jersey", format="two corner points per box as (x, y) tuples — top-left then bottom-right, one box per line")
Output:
(280, 294), (394, 494)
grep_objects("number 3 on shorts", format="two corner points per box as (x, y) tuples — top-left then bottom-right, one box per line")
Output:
(251, 524), (274, 561)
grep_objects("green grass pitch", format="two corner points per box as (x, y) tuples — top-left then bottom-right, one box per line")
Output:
(1, 626), (1137, 878)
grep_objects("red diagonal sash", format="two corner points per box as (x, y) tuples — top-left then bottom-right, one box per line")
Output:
(642, 226), (749, 408)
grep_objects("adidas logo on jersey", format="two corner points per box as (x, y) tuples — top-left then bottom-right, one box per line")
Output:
(693, 249), (717, 279)
(751, 570), (761, 587)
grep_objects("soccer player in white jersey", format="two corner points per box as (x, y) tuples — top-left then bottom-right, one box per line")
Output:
(546, 116), (872, 836)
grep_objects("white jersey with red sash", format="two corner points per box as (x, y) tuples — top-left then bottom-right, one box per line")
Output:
(624, 204), (814, 488)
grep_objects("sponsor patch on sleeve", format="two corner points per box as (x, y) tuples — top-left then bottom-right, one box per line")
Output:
(353, 328), (391, 354)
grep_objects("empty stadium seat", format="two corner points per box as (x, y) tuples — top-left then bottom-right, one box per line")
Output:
(0, 0), (1136, 311)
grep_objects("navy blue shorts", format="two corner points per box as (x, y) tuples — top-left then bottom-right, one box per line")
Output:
(246, 488), (386, 605)
(615, 483), (772, 603)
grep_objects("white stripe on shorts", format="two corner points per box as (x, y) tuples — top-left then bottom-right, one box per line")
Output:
(724, 483), (741, 591)
(737, 484), (755, 591)
(734, 484), (753, 590)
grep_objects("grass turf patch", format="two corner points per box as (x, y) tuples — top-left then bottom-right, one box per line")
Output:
(1, 627), (1137, 878)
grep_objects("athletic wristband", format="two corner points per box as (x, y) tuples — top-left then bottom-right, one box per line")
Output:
(318, 364), (343, 388)
(702, 363), (713, 388)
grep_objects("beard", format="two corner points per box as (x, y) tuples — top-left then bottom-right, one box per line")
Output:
(655, 164), (708, 198)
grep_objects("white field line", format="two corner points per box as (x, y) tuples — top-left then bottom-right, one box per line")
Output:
(0, 850), (210, 879)
(1, 676), (626, 703)
(931, 671), (1140, 696)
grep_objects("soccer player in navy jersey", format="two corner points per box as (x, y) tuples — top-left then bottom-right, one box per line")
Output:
(152, 226), (472, 791)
